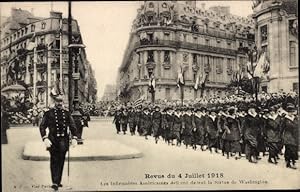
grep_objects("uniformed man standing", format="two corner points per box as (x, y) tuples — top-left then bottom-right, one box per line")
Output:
(152, 105), (162, 144)
(39, 95), (78, 191)
(127, 106), (136, 136)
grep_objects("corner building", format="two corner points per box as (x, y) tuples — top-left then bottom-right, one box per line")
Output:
(0, 8), (98, 108)
(252, 0), (298, 93)
(118, 1), (255, 102)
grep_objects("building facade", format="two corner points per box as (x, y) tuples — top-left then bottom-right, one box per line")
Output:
(0, 8), (98, 108)
(101, 84), (117, 101)
(252, 0), (298, 93)
(118, 1), (255, 102)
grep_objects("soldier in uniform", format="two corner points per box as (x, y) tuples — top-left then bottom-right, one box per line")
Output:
(181, 107), (194, 149)
(152, 105), (162, 144)
(243, 103), (260, 163)
(223, 107), (242, 160)
(281, 103), (298, 169)
(140, 107), (152, 140)
(237, 104), (247, 157)
(205, 107), (219, 153)
(120, 107), (128, 134)
(112, 108), (122, 134)
(172, 107), (182, 146)
(192, 107), (202, 150)
(135, 105), (143, 136)
(1, 104), (10, 144)
(265, 106), (281, 164)
(127, 106), (136, 136)
(164, 106), (174, 145)
(217, 106), (227, 156)
(39, 95), (78, 191)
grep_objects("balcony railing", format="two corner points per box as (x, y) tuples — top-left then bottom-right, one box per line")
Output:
(135, 39), (237, 56)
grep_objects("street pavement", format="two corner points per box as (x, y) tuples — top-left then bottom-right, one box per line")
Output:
(2, 118), (300, 191)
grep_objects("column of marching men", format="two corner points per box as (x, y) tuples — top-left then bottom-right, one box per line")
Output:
(113, 101), (299, 169)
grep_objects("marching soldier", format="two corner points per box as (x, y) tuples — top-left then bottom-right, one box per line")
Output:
(112, 108), (122, 134)
(120, 107), (128, 134)
(171, 107), (182, 146)
(135, 105), (143, 136)
(281, 103), (298, 169)
(223, 107), (242, 160)
(192, 107), (202, 150)
(243, 103), (260, 163)
(127, 106), (136, 136)
(265, 106), (281, 164)
(164, 106), (174, 145)
(217, 106), (226, 156)
(152, 105), (162, 144)
(181, 107), (194, 149)
(205, 107), (219, 153)
(237, 104), (247, 157)
(39, 95), (78, 191)
(140, 107), (152, 139)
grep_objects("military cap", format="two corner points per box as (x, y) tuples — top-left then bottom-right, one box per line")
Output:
(269, 105), (276, 112)
(200, 106), (207, 112)
(248, 103), (256, 109)
(228, 106), (235, 114)
(53, 94), (64, 101)
(286, 103), (296, 112)
(154, 105), (160, 109)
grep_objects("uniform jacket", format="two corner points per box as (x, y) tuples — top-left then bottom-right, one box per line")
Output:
(39, 107), (77, 142)
(120, 111), (128, 125)
(172, 113), (182, 133)
(223, 116), (241, 141)
(205, 115), (219, 139)
(152, 111), (162, 131)
(243, 113), (261, 146)
(265, 115), (281, 143)
(193, 114), (206, 135)
(282, 115), (299, 146)
(182, 114), (193, 135)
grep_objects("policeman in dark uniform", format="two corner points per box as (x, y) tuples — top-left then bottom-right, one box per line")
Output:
(39, 95), (78, 191)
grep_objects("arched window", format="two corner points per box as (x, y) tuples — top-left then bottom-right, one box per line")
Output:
(149, 2), (154, 8)
(42, 22), (46, 29)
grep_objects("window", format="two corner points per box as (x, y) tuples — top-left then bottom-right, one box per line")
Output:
(31, 24), (35, 32)
(261, 86), (268, 93)
(239, 42), (243, 47)
(183, 53), (188, 63)
(149, 2), (154, 8)
(193, 36), (198, 43)
(293, 82), (299, 93)
(205, 39), (210, 46)
(42, 22), (46, 29)
(260, 25), (268, 43)
(164, 51), (170, 63)
(147, 51), (154, 62)
(165, 88), (171, 100)
(193, 54), (197, 64)
(25, 27), (28, 34)
(164, 33), (170, 40)
(183, 34), (187, 42)
(40, 36), (45, 44)
(289, 41), (296, 67)
(227, 42), (231, 49)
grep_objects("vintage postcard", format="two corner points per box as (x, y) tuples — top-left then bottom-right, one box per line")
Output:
(1, 1), (299, 191)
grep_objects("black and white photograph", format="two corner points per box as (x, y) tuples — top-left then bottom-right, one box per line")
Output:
(0, 0), (299, 191)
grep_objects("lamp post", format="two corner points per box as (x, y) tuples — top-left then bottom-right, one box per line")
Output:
(147, 69), (155, 103)
(68, 1), (86, 144)
(247, 46), (259, 105)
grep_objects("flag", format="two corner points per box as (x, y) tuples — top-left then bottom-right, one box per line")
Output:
(194, 74), (200, 90)
(27, 33), (36, 50)
(148, 73), (156, 90)
(177, 66), (185, 87)
(133, 98), (144, 108)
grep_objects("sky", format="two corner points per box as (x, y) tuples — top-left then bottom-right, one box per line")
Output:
(0, 1), (253, 100)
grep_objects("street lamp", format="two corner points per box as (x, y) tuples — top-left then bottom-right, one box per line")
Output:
(68, 42), (86, 144)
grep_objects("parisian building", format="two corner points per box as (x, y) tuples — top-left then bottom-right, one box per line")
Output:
(101, 84), (117, 101)
(0, 8), (98, 108)
(252, 0), (298, 93)
(118, 1), (255, 102)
